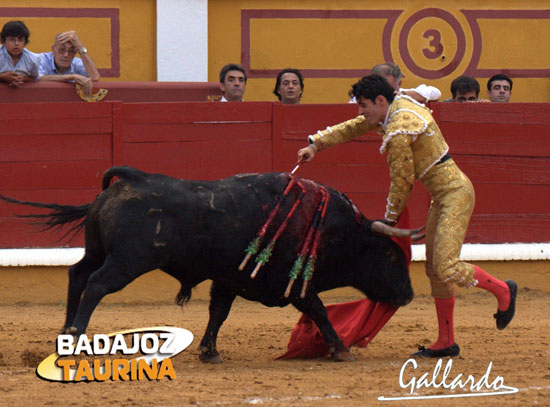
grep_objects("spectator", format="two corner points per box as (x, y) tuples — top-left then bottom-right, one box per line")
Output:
(273, 68), (304, 104)
(38, 30), (100, 96)
(350, 62), (441, 104)
(0, 20), (39, 87)
(444, 75), (481, 102)
(219, 63), (247, 102)
(487, 73), (513, 102)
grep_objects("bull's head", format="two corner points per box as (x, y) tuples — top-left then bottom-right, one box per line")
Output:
(349, 221), (424, 307)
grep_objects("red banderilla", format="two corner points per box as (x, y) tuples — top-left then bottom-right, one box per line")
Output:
(250, 181), (306, 278)
(238, 175), (297, 271)
(300, 188), (330, 298)
(284, 187), (330, 298)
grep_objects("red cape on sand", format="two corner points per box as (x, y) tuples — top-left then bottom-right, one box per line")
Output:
(277, 207), (412, 359)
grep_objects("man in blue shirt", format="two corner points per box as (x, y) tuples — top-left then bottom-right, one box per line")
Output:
(38, 30), (100, 96)
(0, 21), (39, 87)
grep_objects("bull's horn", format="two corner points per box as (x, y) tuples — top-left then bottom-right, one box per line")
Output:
(371, 221), (425, 238)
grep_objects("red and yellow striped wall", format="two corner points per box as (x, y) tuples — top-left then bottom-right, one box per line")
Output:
(1, 1), (549, 101)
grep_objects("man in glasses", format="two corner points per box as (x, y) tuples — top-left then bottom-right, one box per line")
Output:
(38, 30), (100, 95)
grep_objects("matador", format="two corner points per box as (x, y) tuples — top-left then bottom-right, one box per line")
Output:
(297, 74), (517, 357)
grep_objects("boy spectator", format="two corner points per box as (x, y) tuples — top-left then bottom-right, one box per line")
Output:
(273, 68), (304, 104)
(0, 20), (39, 87)
(487, 74), (513, 102)
(38, 30), (100, 96)
(219, 63), (247, 102)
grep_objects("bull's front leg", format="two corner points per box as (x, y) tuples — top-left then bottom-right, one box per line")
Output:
(292, 292), (354, 361)
(199, 282), (236, 364)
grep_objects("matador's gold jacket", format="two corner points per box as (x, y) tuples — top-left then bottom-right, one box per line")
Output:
(309, 95), (449, 222)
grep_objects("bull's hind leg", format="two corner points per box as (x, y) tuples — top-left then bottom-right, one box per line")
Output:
(199, 281), (236, 363)
(62, 255), (105, 333)
(292, 293), (354, 361)
(67, 255), (150, 335)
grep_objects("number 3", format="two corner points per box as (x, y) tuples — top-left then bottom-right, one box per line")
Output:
(422, 29), (443, 59)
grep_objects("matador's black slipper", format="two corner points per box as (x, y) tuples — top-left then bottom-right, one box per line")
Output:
(494, 280), (518, 330)
(411, 343), (460, 358)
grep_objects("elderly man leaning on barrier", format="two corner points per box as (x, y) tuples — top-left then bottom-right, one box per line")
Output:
(38, 30), (100, 95)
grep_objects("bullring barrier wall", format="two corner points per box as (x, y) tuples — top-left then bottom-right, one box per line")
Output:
(1, 85), (550, 251)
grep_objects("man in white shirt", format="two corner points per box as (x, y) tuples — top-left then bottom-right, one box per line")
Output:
(219, 63), (247, 102)
(38, 31), (100, 96)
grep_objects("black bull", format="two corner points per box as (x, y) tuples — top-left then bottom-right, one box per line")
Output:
(2, 166), (415, 361)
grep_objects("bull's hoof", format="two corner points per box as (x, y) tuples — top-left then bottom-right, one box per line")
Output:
(329, 346), (355, 362)
(60, 326), (79, 335)
(199, 347), (223, 364)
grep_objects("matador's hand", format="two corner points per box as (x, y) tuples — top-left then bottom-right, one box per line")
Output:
(297, 144), (317, 162)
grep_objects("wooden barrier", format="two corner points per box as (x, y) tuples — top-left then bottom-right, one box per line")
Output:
(0, 81), (222, 103)
(1, 98), (549, 248)
(117, 102), (273, 179)
(433, 103), (550, 242)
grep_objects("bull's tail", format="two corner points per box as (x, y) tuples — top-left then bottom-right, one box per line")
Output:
(102, 165), (148, 190)
(0, 194), (90, 239)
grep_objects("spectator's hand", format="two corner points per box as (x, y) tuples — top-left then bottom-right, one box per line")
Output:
(298, 144), (317, 162)
(73, 74), (93, 95)
(57, 30), (84, 50)
(0, 71), (25, 87)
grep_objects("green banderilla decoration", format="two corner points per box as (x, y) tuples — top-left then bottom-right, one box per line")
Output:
(289, 256), (305, 280)
(300, 256), (317, 298)
(238, 236), (261, 272)
(250, 242), (274, 278)
(302, 257), (315, 281)
(284, 255), (305, 297)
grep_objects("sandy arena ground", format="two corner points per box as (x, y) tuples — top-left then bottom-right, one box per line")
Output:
(0, 278), (548, 406)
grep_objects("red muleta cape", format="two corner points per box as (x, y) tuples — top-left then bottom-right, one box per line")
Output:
(277, 207), (412, 359)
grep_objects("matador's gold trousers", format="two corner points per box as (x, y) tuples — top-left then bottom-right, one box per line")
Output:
(422, 159), (477, 298)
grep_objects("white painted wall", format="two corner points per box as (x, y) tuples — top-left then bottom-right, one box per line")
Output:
(3, 244), (550, 266)
(156, 0), (208, 81)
